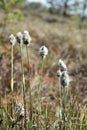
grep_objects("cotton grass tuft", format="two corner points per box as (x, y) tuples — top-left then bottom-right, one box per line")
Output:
(16, 32), (23, 44)
(57, 69), (62, 77)
(23, 30), (31, 45)
(60, 71), (70, 87)
(15, 102), (25, 117)
(57, 59), (71, 87)
(9, 34), (16, 46)
(39, 45), (48, 59)
(58, 59), (67, 72)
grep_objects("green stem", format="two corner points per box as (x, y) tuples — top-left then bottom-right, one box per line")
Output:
(20, 44), (26, 129)
(59, 80), (62, 113)
(26, 45), (32, 126)
(11, 45), (14, 125)
(37, 58), (44, 129)
(11, 45), (14, 92)
(44, 105), (48, 130)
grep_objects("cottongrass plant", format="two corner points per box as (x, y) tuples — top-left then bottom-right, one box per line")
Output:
(38, 45), (48, 129)
(23, 30), (33, 129)
(9, 34), (16, 92)
(9, 34), (16, 123)
(56, 59), (87, 130)
(57, 59), (71, 129)
(16, 32), (26, 129)
(16, 32), (25, 102)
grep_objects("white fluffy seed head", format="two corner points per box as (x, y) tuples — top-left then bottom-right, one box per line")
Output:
(39, 45), (48, 59)
(58, 59), (67, 72)
(60, 71), (70, 87)
(9, 34), (16, 46)
(57, 69), (62, 77)
(16, 32), (23, 44)
(23, 30), (31, 45)
(15, 103), (24, 117)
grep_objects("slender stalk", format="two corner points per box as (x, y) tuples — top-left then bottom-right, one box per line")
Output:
(19, 44), (26, 129)
(37, 58), (44, 129)
(11, 45), (14, 92)
(60, 83), (63, 130)
(11, 45), (14, 128)
(62, 88), (66, 130)
(44, 105), (48, 130)
(26, 45), (32, 128)
(40, 58), (44, 112)
(59, 79), (62, 108)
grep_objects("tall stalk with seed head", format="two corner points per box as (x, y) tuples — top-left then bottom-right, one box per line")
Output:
(38, 45), (48, 129)
(9, 34), (16, 121)
(57, 59), (71, 129)
(9, 34), (16, 92)
(23, 30), (33, 128)
(16, 32), (26, 129)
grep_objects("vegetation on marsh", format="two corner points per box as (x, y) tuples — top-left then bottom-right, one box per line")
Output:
(0, 0), (87, 130)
